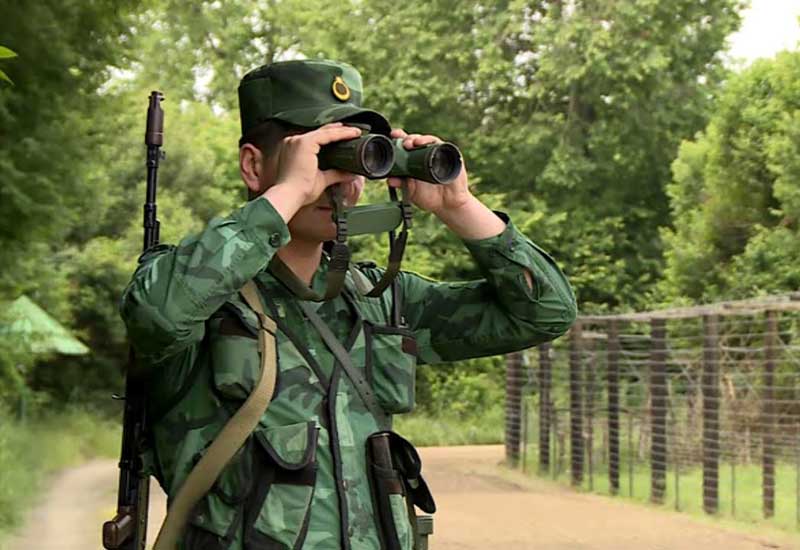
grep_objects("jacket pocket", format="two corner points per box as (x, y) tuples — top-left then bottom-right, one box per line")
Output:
(249, 421), (319, 550)
(365, 323), (417, 414)
(183, 442), (253, 549)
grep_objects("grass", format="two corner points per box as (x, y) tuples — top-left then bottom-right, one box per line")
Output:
(0, 406), (120, 542)
(521, 443), (800, 535)
(393, 405), (504, 447)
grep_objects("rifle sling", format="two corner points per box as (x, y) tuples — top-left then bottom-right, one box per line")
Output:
(153, 280), (277, 550)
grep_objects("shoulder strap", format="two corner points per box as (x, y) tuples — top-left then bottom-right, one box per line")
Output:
(153, 280), (277, 550)
(297, 301), (389, 428)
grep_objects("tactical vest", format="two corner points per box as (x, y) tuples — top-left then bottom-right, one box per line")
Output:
(145, 267), (424, 550)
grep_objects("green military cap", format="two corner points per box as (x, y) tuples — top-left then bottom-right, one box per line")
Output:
(238, 59), (391, 138)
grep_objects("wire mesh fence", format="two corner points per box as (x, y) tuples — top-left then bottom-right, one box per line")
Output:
(505, 295), (800, 530)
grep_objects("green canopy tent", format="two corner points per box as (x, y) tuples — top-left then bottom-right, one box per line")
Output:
(1, 295), (89, 355)
(0, 295), (90, 419)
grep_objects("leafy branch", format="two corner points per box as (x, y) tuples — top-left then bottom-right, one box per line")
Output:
(0, 45), (17, 84)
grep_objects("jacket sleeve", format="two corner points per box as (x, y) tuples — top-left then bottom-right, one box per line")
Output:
(399, 212), (577, 364)
(120, 197), (290, 362)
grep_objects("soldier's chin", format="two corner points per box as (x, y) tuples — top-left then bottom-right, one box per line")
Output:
(297, 224), (336, 244)
(287, 216), (337, 243)
(317, 218), (337, 241)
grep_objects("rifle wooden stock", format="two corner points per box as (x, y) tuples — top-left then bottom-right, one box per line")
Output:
(103, 509), (134, 549)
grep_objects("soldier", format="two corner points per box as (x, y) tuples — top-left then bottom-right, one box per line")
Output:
(121, 59), (576, 550)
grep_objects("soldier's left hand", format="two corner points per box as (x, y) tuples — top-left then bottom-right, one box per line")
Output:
(387, 129), (471, 216)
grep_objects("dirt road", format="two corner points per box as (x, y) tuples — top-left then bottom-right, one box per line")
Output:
(5, 445), (797, 549)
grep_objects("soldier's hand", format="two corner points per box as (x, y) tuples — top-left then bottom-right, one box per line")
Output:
(387, 128), (471, 215)
(274, 122), (362, 207)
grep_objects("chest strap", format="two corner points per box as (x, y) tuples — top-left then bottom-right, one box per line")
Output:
(153, 280), (277, 550)
(298, 301), (390, 429)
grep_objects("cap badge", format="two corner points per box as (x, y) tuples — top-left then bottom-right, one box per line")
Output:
(331, 76), (351, 101)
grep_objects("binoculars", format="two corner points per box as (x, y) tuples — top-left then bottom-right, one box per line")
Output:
(318, 130), (462, 184)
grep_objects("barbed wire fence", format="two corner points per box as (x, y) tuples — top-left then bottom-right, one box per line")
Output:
(505, 293), (800, 530)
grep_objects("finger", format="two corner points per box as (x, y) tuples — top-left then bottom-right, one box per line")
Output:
(387, 177), (403, 188)
(390, 128), (408, 139)
(342, 177), (364, 207)
(352, 176), (365, 194)
(311, 126), (362, 147)
(403, 134), (422, 149)
(402, 179), (417, 200)
(412, 135), (442, 147)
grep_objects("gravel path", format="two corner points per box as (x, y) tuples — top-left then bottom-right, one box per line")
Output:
(4, 445), (797, 549)
(423, 445), (797, 550)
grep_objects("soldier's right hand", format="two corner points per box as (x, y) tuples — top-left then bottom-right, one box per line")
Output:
(273, 122), (362, 207)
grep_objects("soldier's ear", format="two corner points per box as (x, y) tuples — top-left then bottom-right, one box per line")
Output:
(240, 143), (264, 195)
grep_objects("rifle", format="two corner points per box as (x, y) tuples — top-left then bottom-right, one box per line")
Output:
(103, 91), (165, 550)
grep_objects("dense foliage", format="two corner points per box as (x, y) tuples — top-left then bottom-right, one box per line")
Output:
(660, 50), (800, 302)
(3, 1), (796, 417)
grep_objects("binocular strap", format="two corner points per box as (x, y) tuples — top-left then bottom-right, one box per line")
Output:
(269, 182), (411, 302)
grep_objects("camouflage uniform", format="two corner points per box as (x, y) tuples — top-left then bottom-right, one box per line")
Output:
(120, 60), (577, 550)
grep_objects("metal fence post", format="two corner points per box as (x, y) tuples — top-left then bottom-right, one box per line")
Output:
(763, 310), (777, 518)
(628, 411), (634, 498)
(539, 343), (552, 473)
(650, 318), (668, 504)
(570, 323), (585, 487)
(586, 340), (596, 492)
(796, 432), (800, 529)
(505, 351), (524, 467)
(607, 320), (621, 495)
(702, 314), (720, 514)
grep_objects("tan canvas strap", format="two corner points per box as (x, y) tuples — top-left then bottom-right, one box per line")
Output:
(153, 280), (277, 550)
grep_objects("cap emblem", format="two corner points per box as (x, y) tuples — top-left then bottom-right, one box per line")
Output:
(331, 76), (351, 101)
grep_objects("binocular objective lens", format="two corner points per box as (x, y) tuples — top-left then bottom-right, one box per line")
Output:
(362, 138), (392, 176)
(429, 144), (461, 184)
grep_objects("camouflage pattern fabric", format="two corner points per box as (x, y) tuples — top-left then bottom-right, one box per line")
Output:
(121, 197), (577, 549)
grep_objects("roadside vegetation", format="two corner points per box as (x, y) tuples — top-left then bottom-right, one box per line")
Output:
(0, 406), (119, 541)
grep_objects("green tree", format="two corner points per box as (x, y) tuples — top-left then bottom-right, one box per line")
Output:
(0, 1), (139, 295)
(0, 2), (142, 400)
(288, 0), (744, 310)
(661, 50), (800, 302)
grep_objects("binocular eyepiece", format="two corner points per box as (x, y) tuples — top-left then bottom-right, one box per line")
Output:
(318, 131), (462, 184)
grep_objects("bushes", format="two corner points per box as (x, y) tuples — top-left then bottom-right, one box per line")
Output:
(0, 406), (119, 539)
(396, 355), (507, 446)
(394, 405), (504, 447)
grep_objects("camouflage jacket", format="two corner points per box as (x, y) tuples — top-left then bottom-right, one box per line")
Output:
(120, 197), (576, 550)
